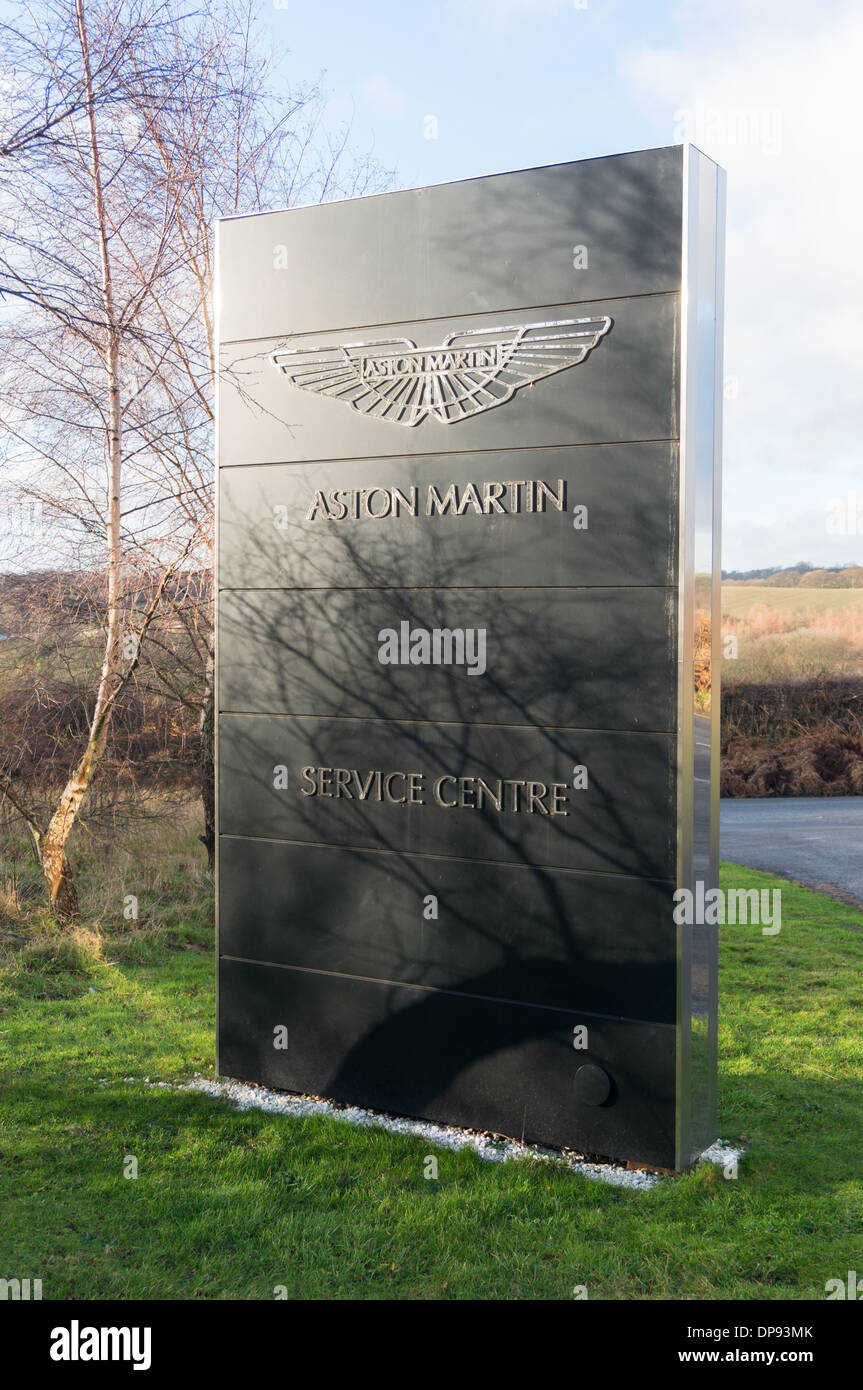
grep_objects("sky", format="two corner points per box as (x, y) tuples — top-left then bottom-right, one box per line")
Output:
(260, 0), (863, 572)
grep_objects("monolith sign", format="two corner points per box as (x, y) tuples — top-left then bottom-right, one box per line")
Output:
(215, 144), (725, 1170)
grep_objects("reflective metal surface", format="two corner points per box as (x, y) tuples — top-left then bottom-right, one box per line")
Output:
(675, 144), (725, 1169)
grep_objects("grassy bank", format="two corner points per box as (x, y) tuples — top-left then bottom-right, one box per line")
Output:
(722, 586), (863, 619)
(1, 864), (861, 1300)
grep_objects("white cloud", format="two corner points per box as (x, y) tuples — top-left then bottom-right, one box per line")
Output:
(469, 0), (573, 33)
(361, 75), (409, 114)
(478, 0), (565, 12)
(620, 2), (863, 567)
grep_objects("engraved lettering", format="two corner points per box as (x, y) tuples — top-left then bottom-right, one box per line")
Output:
(483, 481), (506, 514)
(363, 487), (391, 519)
(391, 486), (418, 517)
(427, 483), (459, 515)
(328, 488), (348, 520)
(476, 777), (503, 811)
(334, 768), (353, 798)
(383, 771), (407, 803)
(455, 482), (483, 516)
(537, 478), (566, 512)
(433, 775), (458, 807)
(526, 781), (550, 814)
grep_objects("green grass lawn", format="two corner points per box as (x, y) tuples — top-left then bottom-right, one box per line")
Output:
(1, 863), (862, 1301)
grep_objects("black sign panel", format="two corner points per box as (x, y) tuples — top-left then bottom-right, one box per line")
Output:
(219, 443), (678, 591)
(215, 145), (725, 1169)
(219, 589), (676, 729)
(218, 713), (675, 876)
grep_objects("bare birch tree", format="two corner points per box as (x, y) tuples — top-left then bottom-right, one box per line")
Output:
(99, 0), (393, 867)
(0, 0), (201, 916)
(0, 0), (392, 912)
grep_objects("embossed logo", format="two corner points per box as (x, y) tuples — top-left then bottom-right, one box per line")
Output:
(270, 316), (612, 426)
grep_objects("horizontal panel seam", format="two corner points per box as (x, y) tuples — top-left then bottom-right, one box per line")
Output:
(217, 830), (676, 879)
(218, 288), (681, 349)
(219, 953), (678, 1025)
(217, 711), (676, 734)
(216, 436), (680, 469)
(218, 585), (679, 593)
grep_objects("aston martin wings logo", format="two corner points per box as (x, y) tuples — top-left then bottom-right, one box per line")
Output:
(269, 315), (612, 426)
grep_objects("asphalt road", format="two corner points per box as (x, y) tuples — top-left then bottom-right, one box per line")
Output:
(720, 797), (863, 907)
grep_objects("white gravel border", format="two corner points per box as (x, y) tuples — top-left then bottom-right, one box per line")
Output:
(137, 1073), (743, 1192)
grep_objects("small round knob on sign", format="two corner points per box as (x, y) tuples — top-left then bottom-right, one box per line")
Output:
(574, 1063), (612, 1106)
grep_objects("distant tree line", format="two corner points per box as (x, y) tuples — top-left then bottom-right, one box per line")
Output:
(722, 564), (863, 587)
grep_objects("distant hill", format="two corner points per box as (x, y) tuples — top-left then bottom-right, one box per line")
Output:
(723, 563), (863, 587)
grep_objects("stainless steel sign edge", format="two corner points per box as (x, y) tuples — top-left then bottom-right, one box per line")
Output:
(269, 314), (613, 426)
